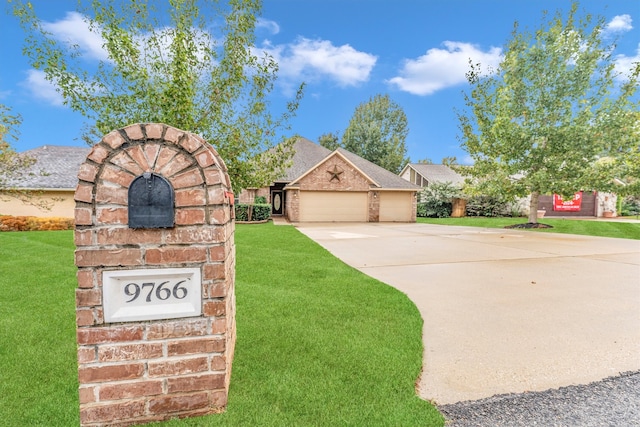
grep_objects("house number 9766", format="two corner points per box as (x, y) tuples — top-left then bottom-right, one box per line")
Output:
(124, 280), (188, 303)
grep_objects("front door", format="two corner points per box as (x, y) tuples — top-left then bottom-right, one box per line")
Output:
(271, 190), (284, 215)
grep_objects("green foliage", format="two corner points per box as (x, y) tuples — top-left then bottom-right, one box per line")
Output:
(416, 202), (428, 217)
(11, 0), (304, 192)
(235, 203), (270, 221)
(0, 104), (32, 190)
(621, 196), (640, 217)
(318, 131), (341, 150)
(235, 203), (250, 221)
(465, 195), (513, 217)
(254, 195), (267, 204)
(458, 2), (640, 223)
(342, 94), (410, 174)
(418, 181), (462, 218)
(0, 104), (53, 209)
(251, 203), (271, 221)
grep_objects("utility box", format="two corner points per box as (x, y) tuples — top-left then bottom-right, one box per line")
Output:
(74, 123), (235, 426)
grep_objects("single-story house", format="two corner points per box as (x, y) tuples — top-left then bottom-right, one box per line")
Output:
(399, 163), (465, 188)
(400, 162), (617, 217)
(0, 145), (89, 218)
(240, 137), (420, 222)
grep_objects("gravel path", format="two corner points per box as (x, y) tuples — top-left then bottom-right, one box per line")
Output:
(439, 371), (640, 427)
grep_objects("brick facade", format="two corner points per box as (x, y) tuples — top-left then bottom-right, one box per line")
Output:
(74, 123), (235, 426)
(296, 155), (372, 191)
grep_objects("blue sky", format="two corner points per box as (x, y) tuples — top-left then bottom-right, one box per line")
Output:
(1, 0), (639, 165)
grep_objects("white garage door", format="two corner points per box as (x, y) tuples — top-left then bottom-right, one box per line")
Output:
(299, 191), (368, 222)
(379, 192), (413, 222)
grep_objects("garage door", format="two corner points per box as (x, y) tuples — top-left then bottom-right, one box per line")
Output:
(379, 192), (413, 222)
(299, 191), (368, 222)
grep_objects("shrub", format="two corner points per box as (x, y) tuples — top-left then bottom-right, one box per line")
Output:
(252, 204), (271, 221)
(621, 196), (640, 216)
(254, 195), (267, 204)
(235, 204), (249, 221)
(419, 182), (463, 218)
(416, 203), (428, 218)
(235, 203), (271, 222)
(465, 195), (512, 217)
(0, 216), (74, 232)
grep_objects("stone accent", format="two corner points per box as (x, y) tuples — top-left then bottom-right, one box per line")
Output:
(74, 123), (235, 427)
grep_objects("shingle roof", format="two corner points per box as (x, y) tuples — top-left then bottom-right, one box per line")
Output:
(10, 145), (90, 189)
(337, 148), (420, 190)
(408, 163), (465, 186)
(276, 137), (333, 182)
(278, 137), (420, 190)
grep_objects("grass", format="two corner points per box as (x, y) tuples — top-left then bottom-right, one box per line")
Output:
(417, 217), (640, 240)
(0, 231), (79, 426)
(0, 225), (443, 427)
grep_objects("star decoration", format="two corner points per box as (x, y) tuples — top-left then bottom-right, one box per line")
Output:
(327, 165), (344, 182)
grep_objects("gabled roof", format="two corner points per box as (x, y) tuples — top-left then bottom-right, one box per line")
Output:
(278, 137), (420, 190)
(336, 148), (419, 190)
(8, 145), (90, 190)
(402, 163), (465, 186)
(276, 137), (333, 182)
(288, 150), (377, 186)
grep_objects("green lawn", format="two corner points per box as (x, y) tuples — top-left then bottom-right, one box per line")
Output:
(417, 217), (640, 240)
(0, 225), (443, 427)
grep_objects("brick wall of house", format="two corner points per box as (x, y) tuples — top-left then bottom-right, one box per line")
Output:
(74, 123), (235, 427)
(237, 187), (271, 204)
(296, 154), (372, 191)
(285, 188), (300, 222)
(368, 191), (380, 222)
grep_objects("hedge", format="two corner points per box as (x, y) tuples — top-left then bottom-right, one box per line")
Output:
(235, 203), (271, 222)
(0, 216), (74, 232)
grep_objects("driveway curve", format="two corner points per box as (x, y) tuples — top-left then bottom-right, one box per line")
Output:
(296, 223), (640, 405)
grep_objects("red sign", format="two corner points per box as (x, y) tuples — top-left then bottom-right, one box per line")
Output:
(553, 192), (583, 212)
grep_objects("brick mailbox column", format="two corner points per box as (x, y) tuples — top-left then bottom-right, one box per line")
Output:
(74, 124), (235, 426)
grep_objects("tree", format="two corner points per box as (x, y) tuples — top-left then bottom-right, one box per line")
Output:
(12, 0), (304, 192)
(418, 181), (463, 218)
(441, 156), (458, 166)
(0, 104), (51, 209)
(457, 2), (639, 224)
(318, 131), (341, 150)
(0, 104), (30, 190)
(416, 157), (434, 164)
(342, 94), (410, 174)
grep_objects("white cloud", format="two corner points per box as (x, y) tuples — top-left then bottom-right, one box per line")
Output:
(388, 41), (502, 96)
(259, 37), (377, 87)
(257, 18), (280, 35)
(604, 14), (633, 35)
(613, 43), (640, 80)
(23, 70), (64, 106)
(461, 155), (474, 166)
(41, 11), (109, 61)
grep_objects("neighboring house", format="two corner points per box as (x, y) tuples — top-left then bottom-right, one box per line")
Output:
(0, 145), (89, 218)
(523, 192), (616, 218)
(400, 163), (465, 188)
(240, 137), (420, 222)
(400, 163), (616, 217)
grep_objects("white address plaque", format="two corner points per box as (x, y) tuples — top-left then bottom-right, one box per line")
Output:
(103, 268), (202, 323)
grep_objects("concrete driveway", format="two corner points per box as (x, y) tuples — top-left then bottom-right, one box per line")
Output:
(296, 223), (640, 404)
